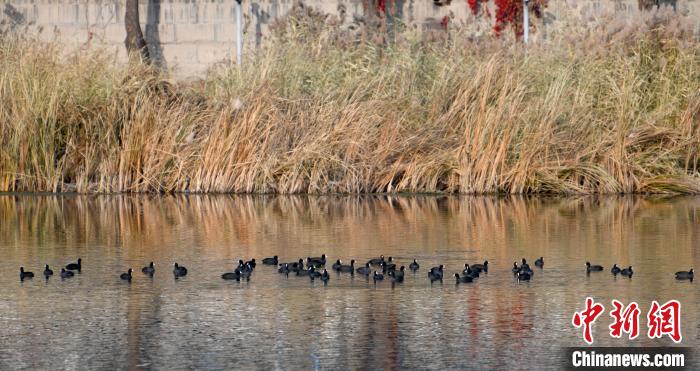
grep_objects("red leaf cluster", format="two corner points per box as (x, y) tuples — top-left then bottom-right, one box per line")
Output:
(467, 0), (489, 15)
(468, 0), (548, 37)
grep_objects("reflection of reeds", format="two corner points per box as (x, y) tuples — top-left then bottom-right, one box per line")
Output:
(0, 9), (699, 194)
(1, 195), (698, 264)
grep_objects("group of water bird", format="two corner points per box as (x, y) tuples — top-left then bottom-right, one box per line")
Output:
(18, 255), (694, 283)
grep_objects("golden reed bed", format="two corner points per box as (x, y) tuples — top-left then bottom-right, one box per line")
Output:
(1, 9), (698, 194)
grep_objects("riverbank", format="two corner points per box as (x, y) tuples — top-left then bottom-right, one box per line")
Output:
(1, 9), (699, 194)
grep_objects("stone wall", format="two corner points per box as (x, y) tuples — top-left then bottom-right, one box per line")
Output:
(1, 0), (698, 77)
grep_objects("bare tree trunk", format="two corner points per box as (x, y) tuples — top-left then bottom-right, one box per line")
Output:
(125, 0), (150, 62)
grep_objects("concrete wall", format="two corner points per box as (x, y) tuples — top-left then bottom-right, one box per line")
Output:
(1, 0), (698, 77)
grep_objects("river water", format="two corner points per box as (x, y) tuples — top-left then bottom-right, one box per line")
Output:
(0, 195), (697, 369)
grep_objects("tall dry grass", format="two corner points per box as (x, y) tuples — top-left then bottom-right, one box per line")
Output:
(0, 7), (699, 194)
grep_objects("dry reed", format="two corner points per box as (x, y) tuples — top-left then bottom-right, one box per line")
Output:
(0, 7), (698, 194)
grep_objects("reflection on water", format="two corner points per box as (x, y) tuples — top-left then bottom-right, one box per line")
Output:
(0, 195), (698, 369)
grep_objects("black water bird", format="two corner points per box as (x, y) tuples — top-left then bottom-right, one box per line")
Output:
(368, 255), (385, 266)
(120, 268), (132, 281)
(675, 269), (693, 280)
(289, 259), (305, 272)
(534, 257), (544, 267)
(237, 260), (253, 273)
(454, 273), (474, 283)
(389, 266), (405, 282)
(611, 264), (621, 275)
(518, 259), (533, 275)
(278, 263), (290, 275)
(586, 262), (604, 273)
(320, 269), (330, 283)
(332, 259), (342, 271)
(373, 271), (384, 282)
(381, 259), (396, 273)
(463, 264), (479, 278)
(43, 265), (53, 278)
(66, 258), (82, 272)
(246, 259), (257, 269)
(222, 270), (242, 281)
(309, 267), (322, 279)
(517, 271), (531, 281)
(238, 268), (251, 280)
(142, 262), (155, 276)
(60, 268), (74, 279)
(338, 260), (355, 273)
(621, 266), (633, 277)
(428, 265), (444, 281)
(512, 262), (520, 274)
(356, 263), (372, 276)
(173, 263), (188, 277)
(307, 254), (326, 267)
(409, 259), (420, 271)
(20, 267), (34, 281)
(472, 260), (488, 273)
(262, 256), (278, 265)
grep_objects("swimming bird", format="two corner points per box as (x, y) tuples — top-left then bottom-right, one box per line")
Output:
(518, 259), (533, 275)
(675, 269), (693, 280)
(517, 271), (531, 281)
(278, 263), (290, 275)
(389, 266), (405, 282)
(120, 268), (132, 281)
(20, 267), (34, 281)
(472, 260), (488, 273)
(222, 270), (242, 281)
(66, 258), (82, 272)
(307, 254), (326, 267)
(238, 268), (251, 281)
(246, 259), (257, 269)
(373, 271), (384, 282)
(142, 262), (155, 276)
(534, 257), (544, 267)
(43, 264), (53, 278)
(338, 260), (355, 273)
(320, 269), (330, 283)
(586, 262), (604, 273)
(173, 263), (188, 277)
(519, 259), (532, 273)
(60, 268), (74, 279)
(454, 273), (474, 283)
(237, 260), (253, 273)
(409, 259), (420, 271)
(381, 258), (396, 273)
(309, 267), (322, 279)
(332, 259), (342, 271)
(462, 264), (479, 278)
(290, 259), (305, 272)
(621, 266), (633, 277)
(512, 262), (520, 274)
(262, 256), (278, 265)
(368, 255), (385, 266)
(611, 264), (621, 275)
(428, 265), (444, 281)
(356, 263), (372, 276)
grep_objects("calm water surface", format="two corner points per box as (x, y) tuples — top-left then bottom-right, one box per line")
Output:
(0, 195), (698, 370)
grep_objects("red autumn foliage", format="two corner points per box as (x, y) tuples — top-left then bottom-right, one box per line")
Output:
(468, 0), (548, 37)
(467, 0), (489, 16)
(376, 0), (386, 13)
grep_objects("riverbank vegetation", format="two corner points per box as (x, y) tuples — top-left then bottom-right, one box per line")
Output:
(0, 7), (698, 194)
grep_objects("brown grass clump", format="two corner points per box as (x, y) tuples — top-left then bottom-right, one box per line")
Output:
(0, 8), (699, 194)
